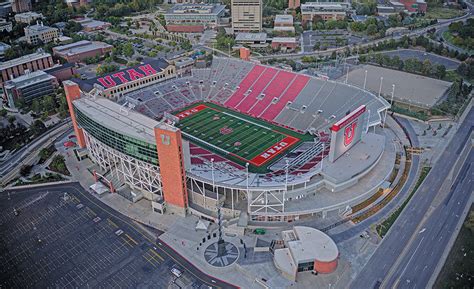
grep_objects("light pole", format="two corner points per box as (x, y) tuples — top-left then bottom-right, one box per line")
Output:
(363, 69), (368, 90)
(320, 142), (325, 171)
(284, 159), (289, 212)
(246, 162), (249, 192)
(378, 76), (383, 98)
(211, 158), (215, 201)
(384, 84), (395, 129)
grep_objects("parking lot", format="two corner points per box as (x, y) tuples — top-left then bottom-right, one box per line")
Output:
(0, 184), (215, 288)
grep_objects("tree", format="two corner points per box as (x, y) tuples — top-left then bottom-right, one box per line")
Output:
(31, 99), (41, 114)
(366, 24), (378, 36)
(435, 65), (446, 79)
(30, 120), (46, 136)
(19, 165), (32, 177)
(122, 42), (134, 58)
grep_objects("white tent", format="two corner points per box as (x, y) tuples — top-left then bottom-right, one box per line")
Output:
(195, 219), (210, 231)
(90, 182), (108, 195)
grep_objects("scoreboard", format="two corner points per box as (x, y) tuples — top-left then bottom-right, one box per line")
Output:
(328, 105), (367, 163)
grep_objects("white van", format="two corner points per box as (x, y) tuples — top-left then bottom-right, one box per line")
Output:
(171, 268), (182, 278)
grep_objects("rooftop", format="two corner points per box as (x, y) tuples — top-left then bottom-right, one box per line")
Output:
(5, 70), (56, 88)
(285, 226), (338, 263)
(72, 94), (160, 144)
(274, 14), (293, 24)
(15, 11), (43, 18)
(272, 37), (297, 43)
(26, 23), (58, 33)
(235, 32), (267, 42)
(167, 3), (226, 15)
(53, 40), (112, 56)
(73, 18), (111, 29)
(0, 52), (51, 70)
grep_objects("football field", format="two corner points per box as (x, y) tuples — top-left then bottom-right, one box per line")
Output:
(175, 104), (300, 167)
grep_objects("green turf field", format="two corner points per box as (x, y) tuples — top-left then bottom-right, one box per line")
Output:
(174, 102), (307, 169)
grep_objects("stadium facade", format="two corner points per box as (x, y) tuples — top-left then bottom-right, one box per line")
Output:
(66, 57), (390, 222)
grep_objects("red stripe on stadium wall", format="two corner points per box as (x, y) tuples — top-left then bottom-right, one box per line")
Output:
(247, 135), (300, 166)
(176, 104), (208, 119)
(330, 105), (366, 132)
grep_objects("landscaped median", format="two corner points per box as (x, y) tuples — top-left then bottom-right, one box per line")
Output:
(376, 166), (431, 238)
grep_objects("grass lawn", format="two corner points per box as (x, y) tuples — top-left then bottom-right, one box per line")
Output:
(425, 7), (465, 19)
(376, 167), (431, 237)
(442, 31), (474, 55)
(434, 205), (474, 289)
(174, 102), (313, 172)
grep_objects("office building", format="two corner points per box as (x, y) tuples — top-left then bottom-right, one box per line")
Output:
(301, 1), (350, 24)
(11, 0), (31, 13)
(4, 70), (58, 108)
(24, 22), (59, 45)
(14, 11), (43, 24)
(164, 3), (226, 33)
(52, 40), (113, 63)
(0, 52), (54, 86)
(231, 0), (262, 32)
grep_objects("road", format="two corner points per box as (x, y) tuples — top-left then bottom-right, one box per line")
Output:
(255, 3), (474, 61)
(0, 120), (72, 184)
(350, 106), (474, 289)
(3, 182), (238, 289)
(385, 151), (473, 289)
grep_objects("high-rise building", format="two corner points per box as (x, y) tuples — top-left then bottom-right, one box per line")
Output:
(11, 0), (31, 13)
(288, 0), (300, 9)
(231, 0), (262, 32)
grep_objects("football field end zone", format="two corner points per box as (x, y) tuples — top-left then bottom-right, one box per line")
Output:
(174, 103), (302, 167)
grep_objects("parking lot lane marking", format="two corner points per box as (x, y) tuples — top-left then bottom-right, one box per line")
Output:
(107, 218), (119, 228)
(150, 249), (164, 261)
(125, 234), (138, 246)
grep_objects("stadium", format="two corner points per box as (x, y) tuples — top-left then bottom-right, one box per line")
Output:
(65, 56), (390, 223)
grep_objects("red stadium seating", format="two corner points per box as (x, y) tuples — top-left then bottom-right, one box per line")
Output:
(248, 71), (295, 116)
(225, 66), (266, 108)
(236, 68), (278, 112)
(261, 75), (310, 120)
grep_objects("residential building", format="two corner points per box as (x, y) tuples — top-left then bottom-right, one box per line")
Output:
(11, 0), (31, 13)
(271, 37), (298, 51)
(231, 0), (262, 32)
(164, 3), (226, 33)
(235, 32), (267, 47)
(0, 52), (54, 86)
(0, 41), (10, 59)
(14, 11), (43, 24)
(24, 22), (59, 45)
(274, 14), (295, 34)
(0, 18), (12, 32)
(301, 1), (350, 25)
(4, 70), (58, 108)
(0, 1), (12, 17)
(288, 0), (300, 9)
(52, 40), (113, 63)
(72, 18), (112, 32)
